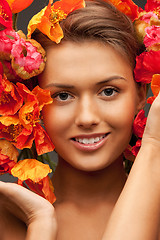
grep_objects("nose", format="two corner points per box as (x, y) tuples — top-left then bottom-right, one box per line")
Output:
(75, 95), (100, 129)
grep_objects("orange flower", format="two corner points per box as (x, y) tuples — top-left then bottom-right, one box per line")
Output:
(25, 176), (56, 203)
(147, 74), (160, 104)
(17, 83), (54, 155)
(11, 158), (52, 182)
(6, 0), (34, 13)
(0, 72), (23, 115)
(0, 115), (23, 142)
(0, 139), (18, 174)
(11, 159), (56, 203)
(108, 0), (139, 21)
(0, 83), (54, 155)
(27, 0), (85, 43)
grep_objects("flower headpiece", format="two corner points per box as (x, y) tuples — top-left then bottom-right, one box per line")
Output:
(0, 0), (160, 199)
(0, 0), (85, 203)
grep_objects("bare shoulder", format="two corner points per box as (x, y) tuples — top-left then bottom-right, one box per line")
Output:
(0, 204), (27, 240)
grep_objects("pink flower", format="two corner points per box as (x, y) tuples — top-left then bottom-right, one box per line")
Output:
(0, 29), (46, 80)
(11, 38), (46, 80)
(144, 25), (160, 48)
(0, 29), (19, 61)
(141, 11), (158, 24)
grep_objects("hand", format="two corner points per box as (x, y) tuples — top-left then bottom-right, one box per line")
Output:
(0, 181), (57, 240)
(142, 91), (160, 147)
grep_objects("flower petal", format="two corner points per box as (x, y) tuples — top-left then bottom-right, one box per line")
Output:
(133, 109), (147, 138)
(0, 73), (23, 115)
(32, 85), (53, 111)
(6, 0), (34, 13)
(108, 0), (139, 21)
(145, 0), (160, 12)
(0, 0), (12, 30)
(11, 158), (52, 182)
(134, 50), (160, 83)
(34, 123), (55, 155)
(53, 0), (85, 14)
(25, 176), (56, 204)
(147, 74), (160, 104)
(0, 139), (18, 174)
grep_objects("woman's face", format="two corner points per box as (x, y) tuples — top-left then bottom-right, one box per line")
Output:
(39, 41), (143, 172)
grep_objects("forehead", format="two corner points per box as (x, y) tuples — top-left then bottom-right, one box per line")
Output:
(39, 41), (133, 88)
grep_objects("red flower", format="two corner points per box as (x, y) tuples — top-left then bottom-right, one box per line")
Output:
(0, 139), (18, 174)
(0, 59), (21, 81)
(123, 145), (135, 161)
(147, 74), (160, 104)
(108, 0), (139, 21)
(133, 110), (147, 138)
(134, 50), (160, 83)
(0, 0), (12, 30)
(0, 72), (23, 115)
(0, 62), (3, 75)
(132, 139), (141, 156)
(145, 0), (160, 12)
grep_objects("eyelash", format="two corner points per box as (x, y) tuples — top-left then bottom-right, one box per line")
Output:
(51, 87), (119, 102)
(99, 87), (119, 97)
(51, 91), (73, 102)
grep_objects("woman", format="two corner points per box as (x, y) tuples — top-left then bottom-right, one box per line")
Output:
(0, 0), (160, 239)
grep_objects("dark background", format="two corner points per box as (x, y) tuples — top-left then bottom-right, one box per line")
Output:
(0, 0), (148, 181)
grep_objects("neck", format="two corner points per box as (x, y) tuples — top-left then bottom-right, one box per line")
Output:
(52, 155), (127, 207)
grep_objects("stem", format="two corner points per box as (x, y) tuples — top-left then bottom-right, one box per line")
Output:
(31, 142), (38, 159)
(12, 13), (18, 31)
(44, 153), (57, 172)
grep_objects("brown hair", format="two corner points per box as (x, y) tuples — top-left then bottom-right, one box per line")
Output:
(32, 0), (139, 69)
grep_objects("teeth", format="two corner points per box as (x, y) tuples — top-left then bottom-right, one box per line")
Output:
(75, 135), (105, 144)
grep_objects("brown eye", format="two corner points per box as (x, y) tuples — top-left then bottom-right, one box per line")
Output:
(100, 87), (118, 97)
(59, 92), (70, 100)
(52, 91), (74, 102)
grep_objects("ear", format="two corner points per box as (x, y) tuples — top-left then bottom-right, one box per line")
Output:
(136, 83), (146, 114)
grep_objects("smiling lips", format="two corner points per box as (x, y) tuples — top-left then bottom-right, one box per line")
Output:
(71, 133), (109, 151)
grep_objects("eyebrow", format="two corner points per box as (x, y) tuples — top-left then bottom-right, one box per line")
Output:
(44, 76), (126, 89)
(44, 83), (74, 89)
(96, 76), (127, 85)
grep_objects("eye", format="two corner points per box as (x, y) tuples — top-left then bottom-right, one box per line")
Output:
(99, 87), (118, 97)
(52, 91), (73, 101)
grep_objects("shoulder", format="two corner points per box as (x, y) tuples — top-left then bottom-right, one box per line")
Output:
(0, 204), (27, 240)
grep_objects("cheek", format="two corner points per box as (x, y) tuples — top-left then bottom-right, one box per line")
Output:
(42, 105), (74, 140)
(105, 96), (137, 131)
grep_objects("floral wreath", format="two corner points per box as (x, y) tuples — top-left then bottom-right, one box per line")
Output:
(0, 0), (159, 203)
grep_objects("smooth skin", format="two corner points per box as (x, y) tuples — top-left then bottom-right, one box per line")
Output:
(1, 41), (160, 240)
